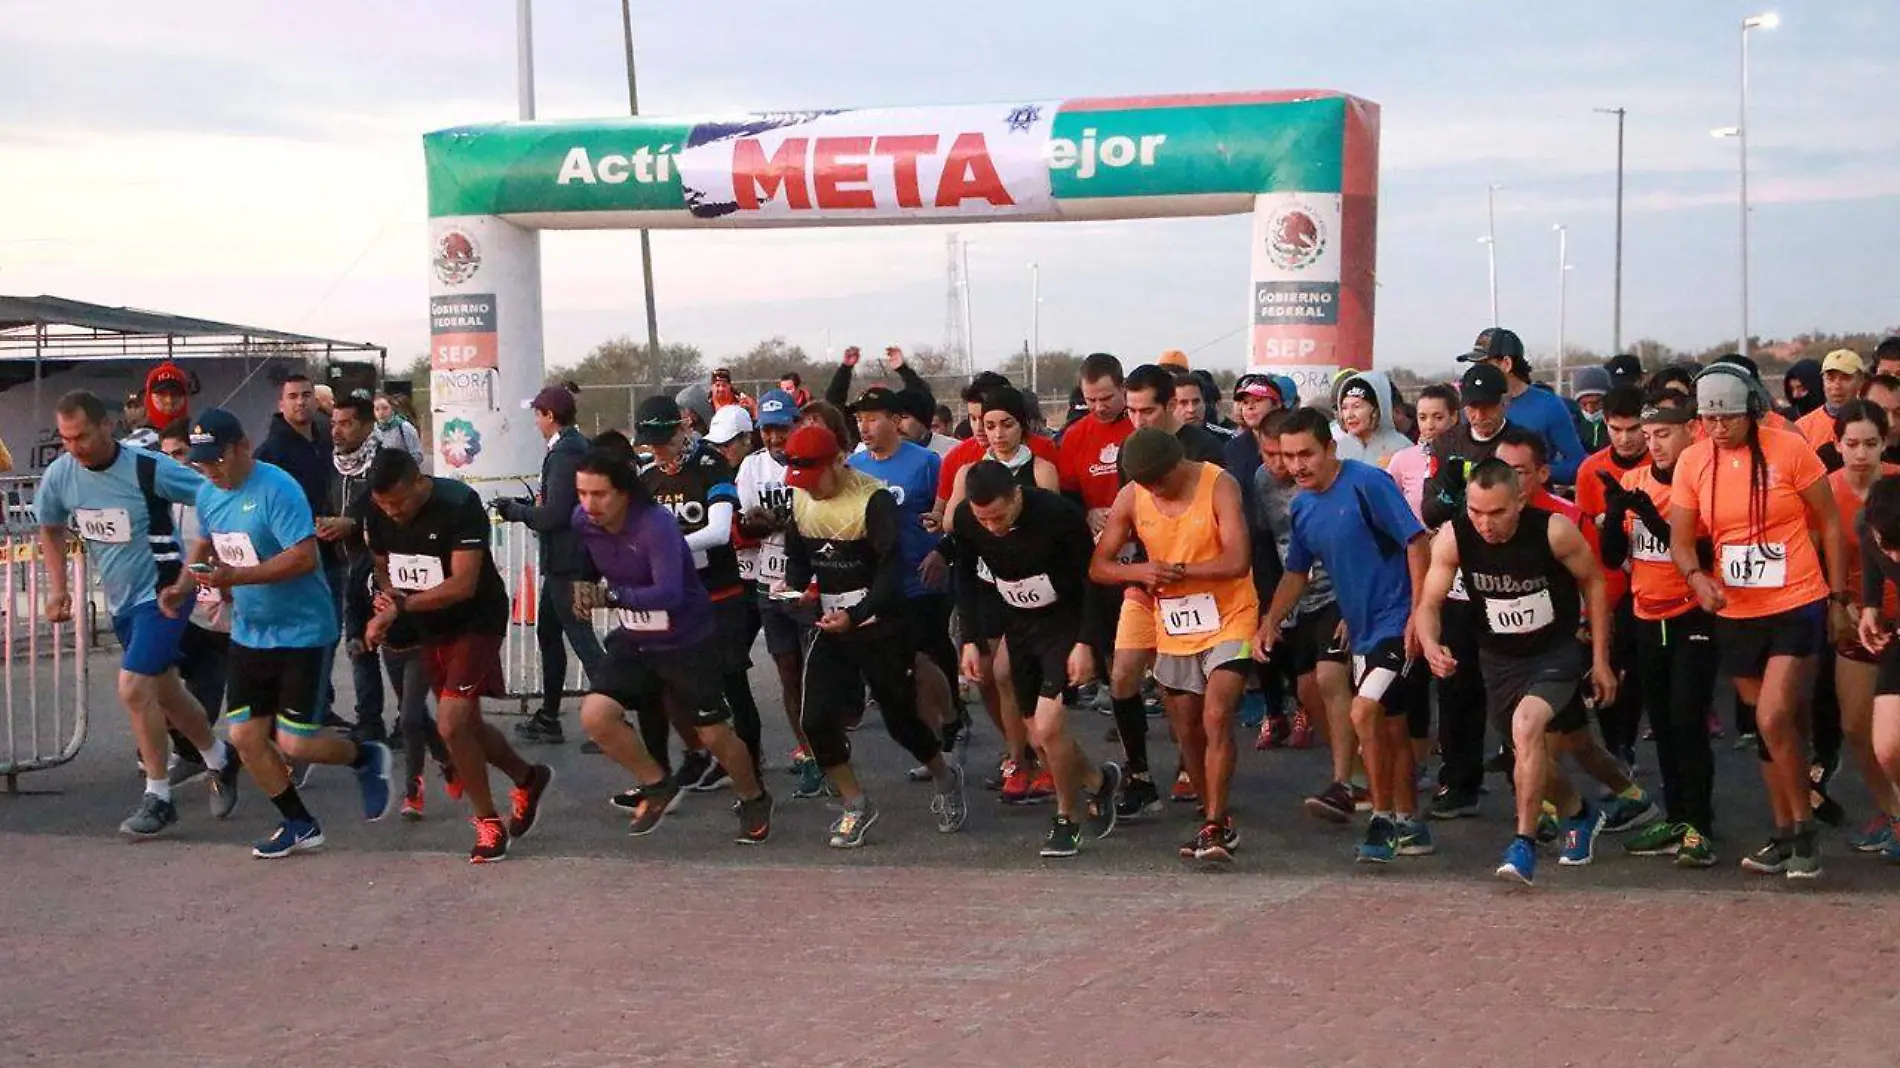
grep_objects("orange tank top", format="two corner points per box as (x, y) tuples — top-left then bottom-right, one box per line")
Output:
(1131, 463), (1260, 655)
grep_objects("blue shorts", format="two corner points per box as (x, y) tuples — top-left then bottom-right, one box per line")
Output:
(111, 600), (191, 677)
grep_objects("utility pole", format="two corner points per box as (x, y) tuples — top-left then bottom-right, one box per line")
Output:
(515, 0), (535, 120)
(1594, 107), (1626, 355)
(620, 0), (663, 398)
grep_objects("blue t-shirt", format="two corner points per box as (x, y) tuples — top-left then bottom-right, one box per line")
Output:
(1505, 385), (1586, 485)
(847, 440), (941, 598)
(1286, 459), (1424, 654)
(195, 461), (338, 650)
(34, 445), (203, 616)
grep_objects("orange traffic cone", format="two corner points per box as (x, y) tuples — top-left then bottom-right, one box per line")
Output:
(512, 561), (538, 626)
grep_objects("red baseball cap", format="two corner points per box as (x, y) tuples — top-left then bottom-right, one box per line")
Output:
(782, 424), (841, 491)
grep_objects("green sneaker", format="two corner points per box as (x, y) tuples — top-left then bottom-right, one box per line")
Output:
(1624, 821), (1686, 857)
(1674, 826), (1716, 868)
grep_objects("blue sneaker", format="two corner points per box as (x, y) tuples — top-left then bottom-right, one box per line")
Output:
(792, 757), (832, 799)
(1395, 817), (1435, 856)
(1558, 803), (1607, 866)
(1495, 837), (1537, 886)
(252, 819), (325, 859)
(1356, 816), (1397, 864)
(354, 741), (395, 821)
(1883, 834), (1900, 864)
(1849, 814), (1896, 854)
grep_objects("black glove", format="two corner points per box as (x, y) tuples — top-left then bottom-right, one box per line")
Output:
(1437, 458), (1467, 500)
(492, 496), (530, 522)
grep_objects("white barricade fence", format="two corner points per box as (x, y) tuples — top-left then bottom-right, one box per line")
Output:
(488, 509), (619, 714)
(1, 496), (91, 790)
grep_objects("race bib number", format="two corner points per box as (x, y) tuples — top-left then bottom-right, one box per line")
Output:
(995, 572), (1057, 610)
(757, 543), (788, 582)
(1721, 543), (1787, 589)
(73, 507), (131, 544)
(1631, 525), (1670, 564)
(1484, 590), (1555, 635)
(820, 588), (869, 614)
(211, 531), (259, 567)
(1448, 569), (1470, 602)
(737, 551), (759, 582)
(976, 558), (995, 585)
(1159, 591), (1220, 637)
(615, 609), (670, 633)
(388, 553), (446, 592)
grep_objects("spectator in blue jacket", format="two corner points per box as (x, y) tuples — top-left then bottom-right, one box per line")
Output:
(1455, 327), (1585, 485)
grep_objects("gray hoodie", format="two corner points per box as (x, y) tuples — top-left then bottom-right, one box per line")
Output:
(1330, 370), (1412, 468)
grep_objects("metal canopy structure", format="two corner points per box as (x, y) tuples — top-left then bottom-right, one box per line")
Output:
(0, 294), (385, 362)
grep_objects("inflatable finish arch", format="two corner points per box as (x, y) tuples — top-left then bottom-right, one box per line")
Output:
(423, 90), (1378, 481)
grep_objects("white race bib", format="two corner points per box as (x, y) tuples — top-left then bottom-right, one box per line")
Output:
(976, 558), (995, 585)
(757, 543), (788, 582)
(820, 588), (869, 614)
(1631, 525), (1671, 564)
(737, 551), (759, 582)
(1483, 590), (1555, 635)
(1158, 591), (1220, 637)
(211, 531), (259, 567)
(995, 572), (1057, 610)
(691, 548), (710, 571)
(1448, 568), (1470, 602)
(73, 507), (131, 544)
(1721, 543), (1787, 589)
(615, 608), (670, 632)
(388, 552), (446, 592)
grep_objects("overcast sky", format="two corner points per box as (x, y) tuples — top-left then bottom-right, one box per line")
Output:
(3, 1), (1896, 379)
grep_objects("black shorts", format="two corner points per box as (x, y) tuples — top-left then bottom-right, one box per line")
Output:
(1281, 602), (1349, 679)
(590, 632), (730, 727)
(1877, 641), (1900, 699)
(1350, 637), (1415, 715)
(758, 591), (815, 658)
(1005, 630), (1074, 716)
(1714, 600), (1825, 680)
(968, 586), (1008, 643)
(908, 591), (954, 658)
(225, 644), (330, 737)
(1480, 641), (1589, 736)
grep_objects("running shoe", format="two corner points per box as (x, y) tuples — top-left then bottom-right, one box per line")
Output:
(691, 760), (732, 793)
(401, 777), (426, 821)
(1810, 769), (1846, 828)
(931, 764), (968, 834)
(734, 790), (775, 845)
(905, 763), (933, 782)
(1287, 708), (1316, 749)
(1025, 767), (1056, 804)
(1255, 714), (1290, 751)
(166, 752), (207, 789)
(1601, 789), (1662, 834)
(1115, 776), (1163, 821)
(1785, 831), (1822, 881)
(1483, 747), (1513, 775)
(828, 799), (879, 849)
(1000, 760), (1031, 804)
(1733, 731), (1758, 752)
(439, 759), (464, 803)
(468, 816), (508, 863)
(1085, 762), (1122, 840)
(1191, 819), (1235, 863)
(118, 793), (178, 839)
(785, 746), (811, 773)
(508, 764), (555, 840)
(1427, 785), (1480, 820)
(1675, 826), (1716, 868)
(1623, 821), (1685, 857)
(1356, 816), (1397, 864)
(624, 776), (683, 836)
(1219, 816), (1241, 854)
(354, 741), (395, 822)
(1558, 804), (1606, 866)
(675, 749), (714, 793)
(1706, 713), (1723, 739)
(983, 756), (1008, 792)
(792, 759), (831, 799)
(1495, 837), (1537, 886)
(1849, 813), (1896, 854)
(1350, 783), (1372, 812)
(1535, 804), (1561, 846)
(1395, 817), (1435, 857)
(1040, 815), (1082, 858)
(1304, 781), (1355, 824)
(253, 818), (325, 859)
(208, 756), (242, 821)
(1882, 834), (1900, 864)
(1739, 837), (1790, 875)
(580, 739), (603, 755)
(289, 760), (314, 790)
(513, 713), (565, 745)
(1171, 768), (1198, 804)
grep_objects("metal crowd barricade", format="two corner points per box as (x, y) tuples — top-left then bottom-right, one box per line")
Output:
(1, 510), (90, 792)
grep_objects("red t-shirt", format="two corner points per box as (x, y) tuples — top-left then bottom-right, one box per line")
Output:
(1055, 412), (1135, 511)
(936, 433), (1058, 502)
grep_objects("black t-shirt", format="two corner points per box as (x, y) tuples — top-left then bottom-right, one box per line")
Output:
(783, 470), (906, 641)
(952, 487), (1095, 652)
(1452, 507), (1578, 659)
(640, 440), (744, 594)
(363, 478), (510, 640)
(1176, 422), (1229, 466)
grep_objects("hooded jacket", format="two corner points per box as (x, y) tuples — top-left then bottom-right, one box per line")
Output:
(254, 411), (338, 567)
(501, 424), (596, 579)
(1329, 370), (1413, 468)
(1782, 358), (1824, 417)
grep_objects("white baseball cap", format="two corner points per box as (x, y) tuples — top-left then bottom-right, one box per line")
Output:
(705, 404), (755, 445)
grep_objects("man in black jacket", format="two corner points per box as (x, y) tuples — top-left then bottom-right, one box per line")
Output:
(255, 372), (345, 727)
(495, 385), (605, 744)
(320, 391), (389, 743)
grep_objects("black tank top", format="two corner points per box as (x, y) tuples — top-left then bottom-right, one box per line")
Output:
(1452, 507), (1579, 658)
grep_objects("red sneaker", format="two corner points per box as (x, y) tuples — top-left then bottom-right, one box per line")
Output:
(1288, 708), (1316, 749)
(400, 776), (425, 821)
(1026, 767), (1056, 804)
(1255, 714), (1290, 751)
(440, 760), (464, 803)
(469, 816), (509, 864)
(1171, 768), (1199, 804)
(507, 764), (555, 840)
(1001, 760), (1031, 805)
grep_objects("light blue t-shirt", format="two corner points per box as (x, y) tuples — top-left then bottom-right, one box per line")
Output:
(195, 461), (337, 650)
(1286, 460), (1425, 655)
(847, 440), (941, 598)
(34, 445), (203, 616)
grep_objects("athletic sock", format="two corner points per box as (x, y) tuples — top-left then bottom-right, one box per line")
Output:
(1110, 695), (1148, 775)
(202, 739), (230, 772)
(1395, 811), (1415, 824)
(145, 778), (171, 803)
(1372, 809), (1394, 823)
(271, 786), (314, 823)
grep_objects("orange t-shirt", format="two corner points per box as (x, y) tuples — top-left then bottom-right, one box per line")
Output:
(1797, 406), (1839, 452)
(1831, 465), (1900, 623)
(1574, 445), (1650, 605)
(1671, 426), (1828, 619)
(1621, 466), (1698, 622)
(1131, 463), (1259, 655)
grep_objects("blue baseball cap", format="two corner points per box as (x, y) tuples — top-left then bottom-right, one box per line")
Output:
(756, 389), (798, 428)
(186, 408), (246, 463)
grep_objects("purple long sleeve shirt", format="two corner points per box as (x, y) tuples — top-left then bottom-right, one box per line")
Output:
(572, 502), (714, 650)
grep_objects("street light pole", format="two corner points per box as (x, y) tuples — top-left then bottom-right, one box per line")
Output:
(1594, 107), (1626, 355)
(1029, 262), (1041, 401)
(1554, 224), (1569, 393)
(515, 0), (535, 120)
(1486, 183), (1501, 325)
(961, 238), (976, 377)
(619, 0), (663, 395)
(1737, 12), (1779, 360)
